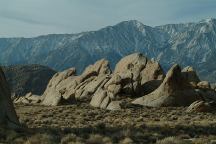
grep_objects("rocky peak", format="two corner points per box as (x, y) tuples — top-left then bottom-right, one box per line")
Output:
(199, 18), (216, 24)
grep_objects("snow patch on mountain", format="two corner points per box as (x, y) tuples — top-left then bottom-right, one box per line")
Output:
(1, 18), (216, 82)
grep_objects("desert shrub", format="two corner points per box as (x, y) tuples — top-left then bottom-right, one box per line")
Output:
(0, 127), (6, 141)
(6, 130), (20, 141)
(119, 137), (134, 144)
(24, 133), (58, 144)
(0, 126), (24, 143)
(13, 137), (27, 144)
(86, 134), (112, 144)
(156, 136), (192, 144)
(61, 133), (84, 144)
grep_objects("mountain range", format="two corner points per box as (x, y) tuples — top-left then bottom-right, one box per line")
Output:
(0, 18), (216, 82)
(3, 65), (56, 96)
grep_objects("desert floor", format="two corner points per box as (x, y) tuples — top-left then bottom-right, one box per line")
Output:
(2, 102), (216, 144)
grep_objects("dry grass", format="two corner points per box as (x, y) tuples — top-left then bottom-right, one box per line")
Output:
(1, 103), (215, 143)
(156, 137), (191, 144)
(60, 133), (84, 144)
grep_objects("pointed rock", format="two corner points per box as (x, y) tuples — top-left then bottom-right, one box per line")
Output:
(132, 64), (199, 107)
(187, 100), (211, 112)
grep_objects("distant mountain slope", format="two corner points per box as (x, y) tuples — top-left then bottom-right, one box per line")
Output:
(2, 65), (56, 96)
(0, 18), (216, 81)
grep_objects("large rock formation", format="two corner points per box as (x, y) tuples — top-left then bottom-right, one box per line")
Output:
(40, 53), (216, 110)
(42, 59), (111, 106)
(41, 53), (164, 108)
(0, 67), (19, 128)
(90, 53), (165, 109)
(132, 64), (200, 107)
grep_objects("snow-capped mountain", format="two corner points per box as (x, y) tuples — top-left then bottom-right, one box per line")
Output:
(0, 18), (216, 82)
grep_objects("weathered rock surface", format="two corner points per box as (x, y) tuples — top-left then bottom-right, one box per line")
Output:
(106, 101), (122, 111)
(90, 53), (165, 110)
(187, 100), (212, 112)
(0, 67), (20, 128)
(132, 64), (200, 107)
(41, 53), (164, 108)
(210, 83), (216, 91)
(42, 59), (111, 106)
(13, 92), (42, 104)
(197, 81), (211, 89)
(42, 68), (77, 106)
(113, 53), (164, 96)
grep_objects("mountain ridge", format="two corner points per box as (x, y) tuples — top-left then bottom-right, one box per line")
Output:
(2, 64), (56, 96)
(1, 18), (216, 81)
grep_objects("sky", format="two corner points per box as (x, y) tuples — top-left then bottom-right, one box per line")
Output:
(0, 0), (216, 37)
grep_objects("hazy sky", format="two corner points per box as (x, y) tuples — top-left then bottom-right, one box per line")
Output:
(0, 0), (216, 37)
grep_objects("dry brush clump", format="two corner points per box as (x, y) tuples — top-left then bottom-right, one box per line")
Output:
(60, 133), (84, 144)
(156, 136), (191, 144)
(24, 133), (58, 144)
